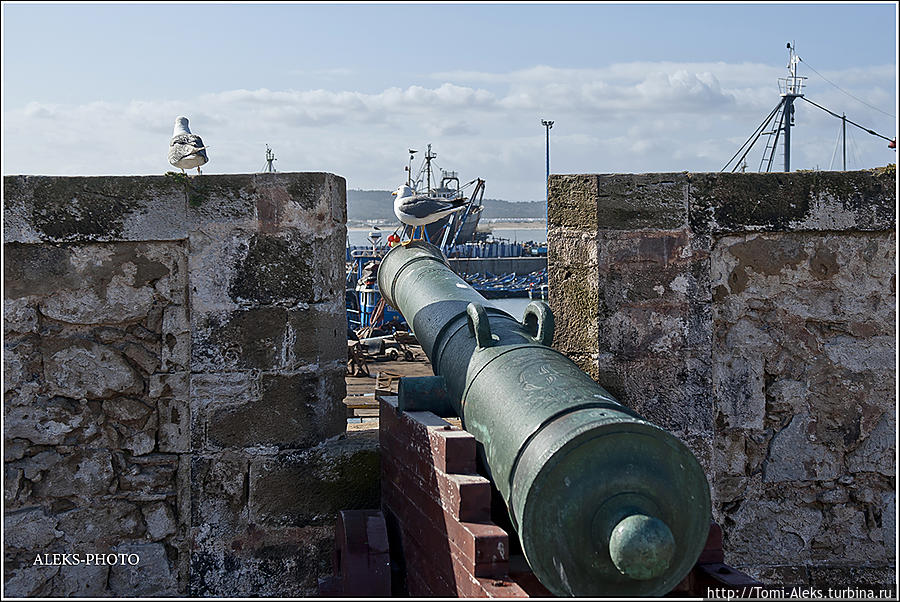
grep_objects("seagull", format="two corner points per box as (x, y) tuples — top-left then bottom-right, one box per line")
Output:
(392, 184), (467, 244)
(168, 116), (208, 175)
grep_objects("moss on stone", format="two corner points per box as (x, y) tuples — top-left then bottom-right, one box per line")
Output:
(548, 175), (599, 229)
(688, 170), (895, 233)
(248, 432), (380, 528)
(286, 175), (324, 210)
(228, 235), (315, 305)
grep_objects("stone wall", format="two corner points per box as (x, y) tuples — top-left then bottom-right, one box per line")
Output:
(3, 174), (378, 596)
(548, 168), (896, 587)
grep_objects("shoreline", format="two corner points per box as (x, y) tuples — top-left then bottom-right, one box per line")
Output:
(348, 220), (547, 230)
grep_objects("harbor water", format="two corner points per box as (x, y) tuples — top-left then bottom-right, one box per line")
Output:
(489, 297), (537, 319)
(347, 225), (548, 328)
(347, 226), (547, 247)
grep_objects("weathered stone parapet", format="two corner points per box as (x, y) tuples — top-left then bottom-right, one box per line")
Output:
(3, 173), (366, 597)
(548, 167), (896, 587)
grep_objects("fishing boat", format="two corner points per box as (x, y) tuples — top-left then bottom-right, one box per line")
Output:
(405, 145), (486, 247)
(346, 145), (488, 333)
(345, 144), (552, 341)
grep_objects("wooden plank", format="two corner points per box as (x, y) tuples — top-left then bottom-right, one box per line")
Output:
(344, 396), (379, 409)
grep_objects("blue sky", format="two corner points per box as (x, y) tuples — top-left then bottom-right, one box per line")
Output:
(3, 2), (897, 200)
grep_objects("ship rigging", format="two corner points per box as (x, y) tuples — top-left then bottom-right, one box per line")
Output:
(723, 43), (896, 173)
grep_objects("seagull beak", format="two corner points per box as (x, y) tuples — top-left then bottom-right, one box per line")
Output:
(391, 191), (397, 196)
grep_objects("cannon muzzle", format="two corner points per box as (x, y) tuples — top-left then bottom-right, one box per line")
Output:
(377, 241), (711, 597)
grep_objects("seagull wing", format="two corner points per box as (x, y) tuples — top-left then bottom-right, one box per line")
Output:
(398, 196), (466, 220)
(169, 134), (209, 163)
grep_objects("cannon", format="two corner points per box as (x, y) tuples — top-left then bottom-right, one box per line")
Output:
(376, 241), (711, 597)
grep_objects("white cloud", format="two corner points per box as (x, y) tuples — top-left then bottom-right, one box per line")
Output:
(3, 60), (895, 199)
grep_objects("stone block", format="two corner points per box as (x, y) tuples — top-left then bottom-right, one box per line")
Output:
(122, 341), (161, 374)
(190, 371), (258, 406)
(42, 339), (143, 399)
(712, 353), (766, 430)
(189, 230), (344, 315)
(191, 452), (249, 537)
(5, 242), (184, 325)
(597, 173), (690, 230)
(4, 397), (98, 446)
(4, 506), (62, 549)
(49, 564), (110, 597)
(31, 449), (115, 500)
(142, 501), (177, 541)
(5, 465), (23, 505)
(3, 296), (39, 334)
(547, 226), (598, 269)
(595, 354), (712, 435)
(689, 170), (896, 234)
(108, 542), (176, 596)
(3, 564), (59, 597)
(189, 524), (334, 597)
(206, 370), (344, 450)
(847, 413), (894, 476)
(151, 372), (190, 453)
(809, 502), (884, 563)
(4, 335), (42, 402)
(192, 306), (344, 373)
(160, 304), (190, 373)
(601, 302), (693, 357)
(101, 397), (157, 456)
(227, 234), (321, 306)
(549, 266), (598, 355)
(248, 431), (379, 528)
(726, 499), (824, 566)
(764, 413), (841, 482)
(2, 175), (189, 242)
(55, 501), (145, 546)
(117, 454), (179, 497)
(550, 173), (691, 231)
(183, 172), (345, 232)
(190, 372), (258, 449)
(13, 449), (62, 482)
(547, 174), (599, 230)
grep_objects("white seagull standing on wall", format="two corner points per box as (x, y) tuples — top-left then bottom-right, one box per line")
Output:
(392, 184), (467, 245)
(168, 116), (209, 175)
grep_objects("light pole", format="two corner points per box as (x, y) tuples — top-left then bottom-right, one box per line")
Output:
(541, 119), (553, 224)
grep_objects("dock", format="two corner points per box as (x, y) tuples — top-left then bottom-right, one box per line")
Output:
(448, 255), (546, 276)
(344, 344), (433, 428)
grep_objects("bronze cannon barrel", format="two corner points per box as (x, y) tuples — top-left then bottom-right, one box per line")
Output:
(377, 241), (711, 597)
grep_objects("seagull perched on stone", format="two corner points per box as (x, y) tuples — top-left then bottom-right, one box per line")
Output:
(168, 116), (208, 175)
(392, 184), (467, 244)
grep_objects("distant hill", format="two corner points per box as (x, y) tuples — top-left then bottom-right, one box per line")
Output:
(347, 189), (545, 222)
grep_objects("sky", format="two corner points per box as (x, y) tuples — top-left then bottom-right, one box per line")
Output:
(2, 2), (897, 201)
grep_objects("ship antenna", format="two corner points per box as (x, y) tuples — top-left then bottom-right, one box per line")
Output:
(262, 144), (277, 173)
(425, 144), (437, 194)
(407, 149), (418, 186)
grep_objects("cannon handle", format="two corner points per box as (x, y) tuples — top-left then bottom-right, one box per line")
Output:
(522, 301), (554, 346)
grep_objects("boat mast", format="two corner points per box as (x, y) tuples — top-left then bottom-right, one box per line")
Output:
(780, 42), (806, 172)
(842, 113), (847, 171)
(425, 144), (437, 194)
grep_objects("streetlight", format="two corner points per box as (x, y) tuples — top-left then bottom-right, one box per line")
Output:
(541, 119), (554, 225)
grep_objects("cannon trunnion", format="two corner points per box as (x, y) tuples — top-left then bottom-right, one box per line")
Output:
(377, 241), (711, 597)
